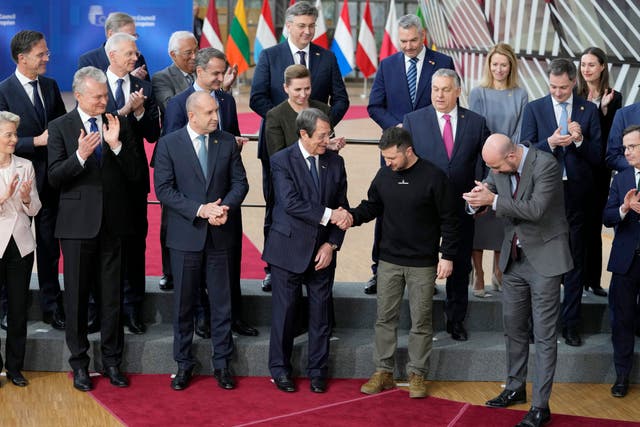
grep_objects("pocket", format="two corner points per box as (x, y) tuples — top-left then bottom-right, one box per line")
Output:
(270, 222), (292, 237)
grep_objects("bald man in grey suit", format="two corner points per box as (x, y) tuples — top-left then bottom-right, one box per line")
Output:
(463, 134), (573, 427)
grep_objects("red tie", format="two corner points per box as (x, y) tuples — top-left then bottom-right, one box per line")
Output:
(510, 172), (520, 261)
(442, 114), (454, 159)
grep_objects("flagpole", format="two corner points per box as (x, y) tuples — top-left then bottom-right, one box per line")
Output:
(360, 77), (368, 99)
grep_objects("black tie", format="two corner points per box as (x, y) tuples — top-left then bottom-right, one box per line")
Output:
(88, 117), (102, 162)
(115, 78), (125, 110)
(29, 80), (46, 127)
(298, 51), (307, 67)
(308, 156), (320, 190)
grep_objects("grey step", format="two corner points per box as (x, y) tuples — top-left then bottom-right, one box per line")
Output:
(22, 276), (612, 333)
(11, 322), (638, 383)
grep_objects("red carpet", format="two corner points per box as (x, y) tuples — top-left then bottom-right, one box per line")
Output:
(86, 375), (639, 427)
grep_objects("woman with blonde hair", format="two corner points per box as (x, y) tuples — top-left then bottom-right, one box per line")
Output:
(468, 43), (528, 297)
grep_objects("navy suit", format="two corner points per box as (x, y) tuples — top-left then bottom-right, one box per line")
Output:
(404, 106), (489, 324)
(263, 143), (348, 379)
(368, 49), (455, 130)
(78, 46), (149, 80)
(603, 167), (640, 379)
(521, 94), (601, 331)
(0, 74), (66, 315)
(154, 127), (248, 370)
(606, 102), (640, 172)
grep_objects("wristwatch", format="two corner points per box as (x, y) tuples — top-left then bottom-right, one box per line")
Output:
(329, 243), (338, 251)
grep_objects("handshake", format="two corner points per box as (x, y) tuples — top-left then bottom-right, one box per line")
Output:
(199, 198), (229, 226)
(330, 207), (353, 230)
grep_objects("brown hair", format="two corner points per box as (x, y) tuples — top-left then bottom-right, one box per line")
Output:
(576, 47), (611, 99)
(284, 64), (311, 86)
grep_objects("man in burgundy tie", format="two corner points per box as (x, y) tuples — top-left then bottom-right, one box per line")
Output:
(403, 68), (490, 342)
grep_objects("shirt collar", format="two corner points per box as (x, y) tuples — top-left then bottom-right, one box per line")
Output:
(436, 106), (458, 121)
(106, 69), (130, 85)
(298, 140), (316, 160)
(186, 124), (205, 141)
(288, 39), (310, 61)
(77, 107), (101, 126)
(15, 69), (36, 85)
(517, 144), (530, 175)
(552, 95), (573, 107)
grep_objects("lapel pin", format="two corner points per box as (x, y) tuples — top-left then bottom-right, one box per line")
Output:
(580, 106), (584, 111)
(214, 139), (218, 144)
(428, 60), (435, 65)
(315, 52), (320, 56)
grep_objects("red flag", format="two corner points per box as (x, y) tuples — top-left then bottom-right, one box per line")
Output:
(355, 0), (377, 78)
(200, 0), (224, 51)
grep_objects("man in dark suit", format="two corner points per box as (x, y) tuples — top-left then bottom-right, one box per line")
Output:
(104, 32), (161, 334)
(364, 13), (455, 294)
(0, 30), (67, 330)
(263, 108), (349, 394)
(606, 101), (640, 172)
(250, 0), (349, 291)
(464, 133), (573, 427)
(47, 66), (141, 392)
(403, 68), (490, 341)
(163, 47), (255, 338)
(603, 125), (640, 398)
(520, 58), (601, 347)
(154, 91), (248, 391)
(78, 12), (149, 81)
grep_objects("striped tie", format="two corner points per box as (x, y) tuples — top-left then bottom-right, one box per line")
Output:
(407, 57), (419, 105)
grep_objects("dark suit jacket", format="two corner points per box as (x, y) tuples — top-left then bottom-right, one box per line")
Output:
(368, 49), (455, 130)
(520, 94), (601, 199)
(0, 74), (67, 195)
(484, 144), (573, 276)
(47, 109), (141, 239)
(265, 99), (330, 157)
(105, 74), (160, 193)
(78, 45), (149, 80)
(606, 102), (640, 172)
(153, 128), (248, 252)
(603, 167), (640, 275)
(403, 105), (489, 200)
(152, 63), (192, 115)
(163, 86), (240, 137)
(262, 143), (348, 274)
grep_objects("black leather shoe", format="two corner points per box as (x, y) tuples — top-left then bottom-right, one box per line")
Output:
(1, 314), (7, 331)
(7, 371), (29, 387)
(43, 308), (66, 330)
(102, 366), (129, 387)
(611, 376), (629, 398)
(232, 319), (259, 336)
(485, 388), (527, 407)
(195, 315), (211, 339)
(87, 318), (100, 334)
(310, 377), (327, 393)
(73, 368), (93, 392)
(125, 311), (146, 335)
(273, 375), (296, 392)
(590, 286), (607, 297)
(159, 275), (174, 291)
(364, 275), (377, 294)
(262, 273), (272, 292)
(516, 406), (551, 427)
(171, 367), (193, 391)
(562, 327), (582, 346)
(447, 321), (468, 341)
(213, 368), (236, 389)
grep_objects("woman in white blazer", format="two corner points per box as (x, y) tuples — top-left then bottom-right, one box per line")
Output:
(0, 111), (41, 387)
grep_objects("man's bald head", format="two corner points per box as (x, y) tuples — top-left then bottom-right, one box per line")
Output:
(483, 133), (521, 174)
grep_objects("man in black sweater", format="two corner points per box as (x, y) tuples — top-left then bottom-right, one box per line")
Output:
(350, 127), (459, 398)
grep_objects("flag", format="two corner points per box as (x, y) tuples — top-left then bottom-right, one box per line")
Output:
(379, 0), (399, 60)
(330, 0), (354, 76)
(200, 0), (224, 50)
(226, 0), (251, 74)
(280, 0), (296, 42)
(312, 0), (329, 49)
(355, 0), (377, 78)
(417, 0), (434, 49)
(254, 0), (277, 64)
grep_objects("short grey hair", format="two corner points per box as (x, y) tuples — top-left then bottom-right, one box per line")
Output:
(296, 108), (330, 138)
(186, 90), (216, 113)
(285, 1), (318, 23)
(195, 47), (227, 70)
(105, 32), (136, 54)
(104, 12), (135, 37)
(168, 31), (197, 55)
(73, 66), (108, 93)
(432, 68), (461, 88)
(0, 111), (20, 128)
(398, 14), (423, 31)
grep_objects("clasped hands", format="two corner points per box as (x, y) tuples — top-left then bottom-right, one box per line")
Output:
(330, 206), (352, 230)
(199, 198), (229, 226)
(548, 119), (582, 149)
(462, 180), (495, 209)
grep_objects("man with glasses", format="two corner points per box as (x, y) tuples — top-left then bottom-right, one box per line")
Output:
(78, 12), (149, 81)
(250, 0), (349, 292)
(0, 30), (67, 332)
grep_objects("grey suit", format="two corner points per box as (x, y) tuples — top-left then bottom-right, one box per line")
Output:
(484, 144), (572, 408)
(151, 63), (192, 115)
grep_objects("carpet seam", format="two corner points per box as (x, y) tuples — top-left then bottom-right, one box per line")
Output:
(447, 402), (471, 427)
(232, 388), (403, 426)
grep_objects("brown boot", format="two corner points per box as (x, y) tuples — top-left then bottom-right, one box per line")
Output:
(360, 371), (395, 394)
(408, 372), (428, 398)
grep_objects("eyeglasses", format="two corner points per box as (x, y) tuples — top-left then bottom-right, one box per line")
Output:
(177, 49), (198, 57)
(30, 51), (51, 59)
(623, 144), (640, 152)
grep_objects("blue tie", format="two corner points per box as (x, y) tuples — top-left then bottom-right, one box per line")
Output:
(197, 134), (208, 177)
(29, 80), (46, 127)
(88, 117), (102, 161)
(298, 51), (307, 67)
(308, 156), (320, 190)
(559, 102), (569, 135)
(115, 78), (125, 110)
(407, 57), (419, 105)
